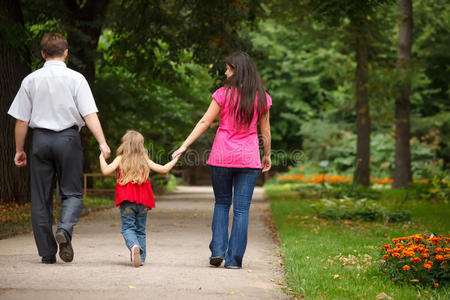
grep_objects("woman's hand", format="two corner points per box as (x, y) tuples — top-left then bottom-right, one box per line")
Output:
(261, 155), (271, 173)
(172, 145), (187, 159)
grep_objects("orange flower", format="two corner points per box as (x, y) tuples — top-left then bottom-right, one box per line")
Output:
(444, 248), (450, 252)
(382, 244), (391, 249)
(427, 261), (433, 265)
(435, 255), (444, 261)
(428, 237), (442, 245)
(278, 174), (305, 182)
(411, 234), (423, 241)
(402, 251), (415, 257)
(411, 257), (421, 263)
(415, 246), (425, 253)
(423, 263), (432, 270)
(421, 253), (430, 259)
(402, 265), (410, 271)
(434, 282), (439, 287)
(434, 247), (443, 253)
(392, 253), (400, 258)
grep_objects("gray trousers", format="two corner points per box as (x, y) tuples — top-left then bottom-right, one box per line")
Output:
(30, 126), (84, 257)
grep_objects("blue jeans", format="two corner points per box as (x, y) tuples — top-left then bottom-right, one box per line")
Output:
(209, 166), (260, 268)
(120, 201), (148, 262)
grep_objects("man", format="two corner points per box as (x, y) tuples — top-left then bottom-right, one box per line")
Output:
(8, 33), (111, 264)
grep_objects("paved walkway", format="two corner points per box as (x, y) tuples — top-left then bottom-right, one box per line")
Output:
(0, 186), (288, 299)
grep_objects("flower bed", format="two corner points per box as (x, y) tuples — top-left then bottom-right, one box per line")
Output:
(380, 234), (450, 287)
(277, 173), (429, 185)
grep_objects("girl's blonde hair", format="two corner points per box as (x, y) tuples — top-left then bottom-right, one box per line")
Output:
(116, 130), (150, 185)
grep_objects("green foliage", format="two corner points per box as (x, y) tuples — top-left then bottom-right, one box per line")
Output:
(413, 0), (450, 117)
(245, 1), (450, 176)
(94, 31), (217, 163)
(311, 197), (411, 222)
(83, 196), (114, 207)
(0, 8), (29, 61)
(165, 174), (178, 192)
(412, 175), (450, 203)
(321, 183), (381, 200)
(242, 19), (355, 165)
(300, 119), (442, 178)
(105, 0), (263, 74)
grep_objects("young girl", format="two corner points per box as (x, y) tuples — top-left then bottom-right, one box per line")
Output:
(99, 130), (179, 267)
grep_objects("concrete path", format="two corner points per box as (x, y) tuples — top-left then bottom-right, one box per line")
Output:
(0, 186), (288, 299)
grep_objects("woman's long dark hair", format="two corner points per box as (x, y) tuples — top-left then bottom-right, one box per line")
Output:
(224, 52), (267, 129)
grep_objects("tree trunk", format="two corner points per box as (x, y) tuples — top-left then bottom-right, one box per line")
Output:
(62, 0), (110, 182)
(393, 0), (413, 188)
(0, 0), (31, 203)
(354, 32), (371, 186)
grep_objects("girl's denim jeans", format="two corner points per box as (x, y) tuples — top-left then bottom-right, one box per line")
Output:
(209, 166), (260, 268)
(120, 201), (148, 262)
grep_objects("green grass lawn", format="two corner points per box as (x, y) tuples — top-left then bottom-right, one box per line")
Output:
(265, 184), (449, 299)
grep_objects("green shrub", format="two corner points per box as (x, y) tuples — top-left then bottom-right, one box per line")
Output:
(311, 197), (411, 222)
(385, 211), (412, 223)
(412, 174), (450, 203)
(324, 183), (381, 200)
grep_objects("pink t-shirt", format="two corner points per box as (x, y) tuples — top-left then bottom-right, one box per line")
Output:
(207, 87), (272, 168)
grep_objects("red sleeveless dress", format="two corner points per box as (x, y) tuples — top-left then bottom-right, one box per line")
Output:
(115, 169), (155, 209)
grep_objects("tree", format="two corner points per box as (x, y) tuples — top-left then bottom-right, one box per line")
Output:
(268, 0), (392, 185)
(0, 0), (31, 203)
(351, 12), (372, 186)
(393, 0), (413, 187)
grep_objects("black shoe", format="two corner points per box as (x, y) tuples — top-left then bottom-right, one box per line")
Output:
(41, 255), (56, 264)
(209, 256), (224, 267)
(55, 230), (73, 262)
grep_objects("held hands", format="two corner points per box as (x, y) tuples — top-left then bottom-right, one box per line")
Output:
(171, 145), (187, 160)
(99, 152), (106, 161)
(171, 153), (181, 163)
(261, 155), (271, 173)
(99, 143), (111, 159)
(14, 151), (27, 167)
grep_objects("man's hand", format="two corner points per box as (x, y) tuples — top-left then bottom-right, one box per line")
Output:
(14, 151), (27, 167)
(100, 143), (111, 159)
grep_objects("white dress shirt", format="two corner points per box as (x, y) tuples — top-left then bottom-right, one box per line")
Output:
(8, 60), (98, 131)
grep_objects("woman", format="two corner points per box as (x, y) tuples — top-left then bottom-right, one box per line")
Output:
(172, 52), (272, 269)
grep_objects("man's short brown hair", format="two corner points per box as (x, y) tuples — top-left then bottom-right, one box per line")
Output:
(40, 33), (68, 58)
